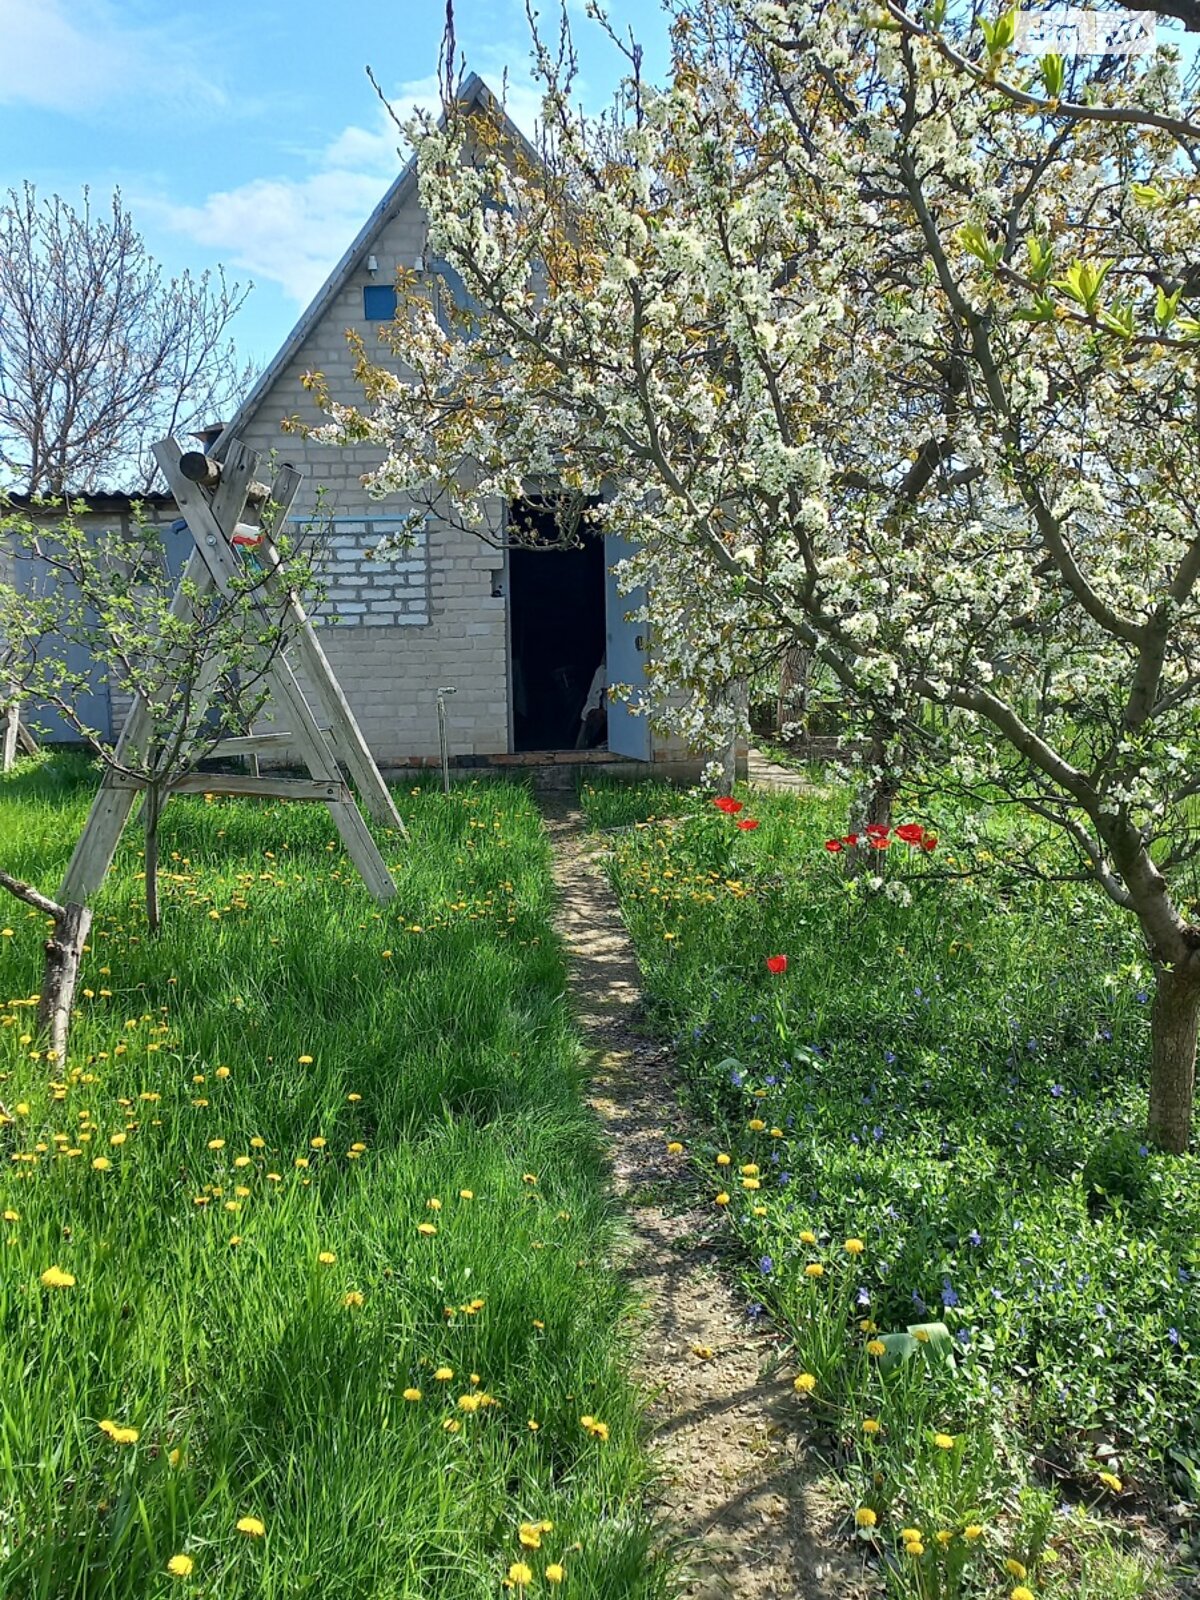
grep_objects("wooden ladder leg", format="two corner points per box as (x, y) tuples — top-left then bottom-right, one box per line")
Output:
(59, 775), (143, 902)
(324, 799), (398, 902)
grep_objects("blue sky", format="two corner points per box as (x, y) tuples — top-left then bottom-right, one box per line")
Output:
(0, 0), (672, 371)
(2, 2), (1193, 380)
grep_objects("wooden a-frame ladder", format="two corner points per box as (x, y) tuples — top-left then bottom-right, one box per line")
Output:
(59, 436), (405, 906)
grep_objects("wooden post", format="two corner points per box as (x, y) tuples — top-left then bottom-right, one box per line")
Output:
(2, 702), (18, 772)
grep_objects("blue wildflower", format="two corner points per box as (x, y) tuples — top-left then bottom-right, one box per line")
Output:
(1050, 1084), (1065, 1098)
(912, 1291), (927, 1316)
(941, 1279), (959, 1309)
(759, 1255), (774, 1275)
(967, 1230), (982, 1247)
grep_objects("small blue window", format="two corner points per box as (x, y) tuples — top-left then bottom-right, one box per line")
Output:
(363, 285), (397, 321)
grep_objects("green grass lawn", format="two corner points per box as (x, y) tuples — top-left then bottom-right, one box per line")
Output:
(0, 756), (663, 1600)
(581, 777), (1194, 1599)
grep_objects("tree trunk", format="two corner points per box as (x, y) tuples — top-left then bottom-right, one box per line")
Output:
(36, 901), (92, 1065)
(1148, 957), (1200, 1155)
(714, 679), (749, 796)
(846, 719), (901, 876)
(144, 785), (162, 935)
(777, 645), (810, 741)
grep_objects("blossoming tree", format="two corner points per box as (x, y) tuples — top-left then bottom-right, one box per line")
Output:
(319, 2), (1200, 1148)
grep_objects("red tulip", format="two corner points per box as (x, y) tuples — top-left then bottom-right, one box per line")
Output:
(865, 823), (890, 839)
(736, 818), (760, 831)
(896, 823), (925, 845)
(713, 796), (744, 814)
(843, 833), (860, 847)
(765, 955), (788, 974)
(921, 836), (938, 852)
(824, 838), (843, 852)
(871, 836), (890, 849)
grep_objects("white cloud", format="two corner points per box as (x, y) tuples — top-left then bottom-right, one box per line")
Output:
(154, 69), (545, 307)
(0, 0), (227, 115)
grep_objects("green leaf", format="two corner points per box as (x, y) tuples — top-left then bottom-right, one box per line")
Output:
(958, 222), (1000, 268)
(1039, 53), (1065, 99)
(1051, 259), (1112, 314)
(1155, 284), (1182, 329)
(1025, 236), (1054, 282)
(1098, 300), (1135, 339)
(1012, 294), (1057, 323)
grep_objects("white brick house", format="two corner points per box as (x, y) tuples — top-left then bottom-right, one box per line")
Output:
(213, 74), (701, 775)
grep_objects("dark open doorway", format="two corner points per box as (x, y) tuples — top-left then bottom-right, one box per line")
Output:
(508, 499), (606, 753)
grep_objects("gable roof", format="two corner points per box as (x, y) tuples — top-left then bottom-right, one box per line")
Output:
(214, 73), (536, 458)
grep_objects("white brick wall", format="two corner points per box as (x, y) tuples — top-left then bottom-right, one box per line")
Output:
(291, 517), (430, 627)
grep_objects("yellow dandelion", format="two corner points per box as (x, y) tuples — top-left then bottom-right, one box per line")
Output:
(40, 1265), (76, 1289)
(403, 1387), (422, 1401)
(844, 1238), (865, 1255)
(714, 1191), (730, 1206)
(905, 1540), (925, 1557)
(166, 1554), (194, 1577)
(793, 1372), (817, 1394)
(866, 1340), (886, 1357)
(459, 1189), (474, 1199)
(692, 1344), (714, 1359)
(1097, 1470), (1123, 1493)
(236, 1515), (266, 1538)
(434, 1366), (454, 1381)
(964, 1524), (984, 1540)
(716, 1152), (731, 1167)
(1012, 1589), (1035, 1600)
(546, 1563), (565, 1584)
(862, 1418), (881, 1434)
(804, 1262), (824, 1278)
(933, 1432), (955, 1450)
(799, 1229), (816, 1245)
(855, 1507), (877, 1528)
(297, 1055), (313, 1065)
(417, 1222), (438, 1236)
(518, 1524), (542, 1549)
(508, 1563), (533, 1587)
(207, 1138), (225, 1151)
(317, 1251), (336, 1265)
(99, 1420), (139, 1445)
(748, 1118), (766, 1131)
(92, 1156), (112, 1171)
(1005, 1559), (1027, 1580)
(666, 1141), (683, 1154)
(936, 1530), (953, 1546)
(344, 1291), (365, 1308)
(310, 1137), (327, 1150)
(427, 1197), (442, 1210)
